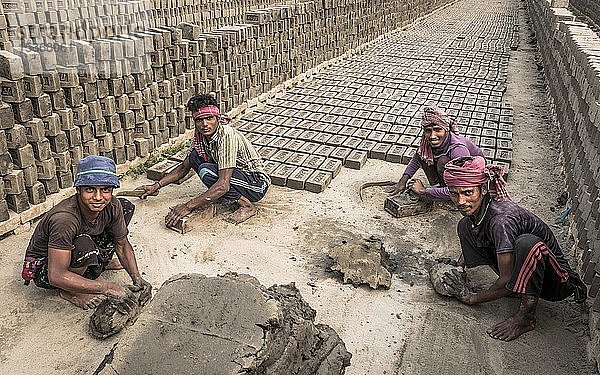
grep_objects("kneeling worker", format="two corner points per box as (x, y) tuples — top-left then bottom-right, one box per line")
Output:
(139, 93), (270, 225)
(442, 156), (586, 341)
(22, 155), (151, 310)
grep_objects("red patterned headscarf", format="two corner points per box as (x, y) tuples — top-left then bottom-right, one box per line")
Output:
(443, 156), (510, 201)
(192, 105), (231, 162)
(418, 106), (459, 165)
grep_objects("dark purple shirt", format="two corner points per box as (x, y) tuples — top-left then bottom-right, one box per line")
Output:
(467, 196), (576, 277)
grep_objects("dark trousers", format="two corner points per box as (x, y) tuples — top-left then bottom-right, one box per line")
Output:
(196, 163), (269, 203)
(32, 198), (135, 289)
(420, 155), (451, 187)
(458, 218), (577, 301)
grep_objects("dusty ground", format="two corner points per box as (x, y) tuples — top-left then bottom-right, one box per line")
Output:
(0, 2), (598, 375)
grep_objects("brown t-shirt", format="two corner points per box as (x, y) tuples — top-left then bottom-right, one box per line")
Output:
(25, 194), (128, 259)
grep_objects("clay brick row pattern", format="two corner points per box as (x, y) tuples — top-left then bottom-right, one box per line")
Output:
(570, 0), (600, 30)
(528, 0), (600, 309)
(235, 1), (519, 192)
(0, 0), (454, 233)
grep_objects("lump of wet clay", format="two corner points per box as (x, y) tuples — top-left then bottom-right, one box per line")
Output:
(89, 291), (144, 340)
(328, 237), (392, 289)
(93, 273), (352, 375)
(429, 262), (467, 297)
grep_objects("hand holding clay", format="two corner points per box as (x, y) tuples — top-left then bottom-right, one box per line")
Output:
(165, 203), (192, 227)
(387, 175), (410, 196)
(442, 269), (474, 304)
(138, 183), (160, 199)
(408, 179), (426, 195)
(104, 284), (137, 314)
(129, 277), (153, 306)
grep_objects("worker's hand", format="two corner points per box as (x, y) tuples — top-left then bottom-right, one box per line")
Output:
(138, 183), (160, 199)
(165, 203), (192, 227)
(387, 175), (410, 196)
(104, 284), (137, 314)
(442, 269), (475, 305)
(407, 178), (426, 195)
(129, 277), (153, 306)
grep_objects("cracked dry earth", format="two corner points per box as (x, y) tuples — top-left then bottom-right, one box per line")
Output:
(0, 0), (598, 374)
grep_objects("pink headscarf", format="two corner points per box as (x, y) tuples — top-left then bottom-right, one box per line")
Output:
(443, 156), (510, 201)
(418, 106), (459, 165)
(192, 105), (231, 162)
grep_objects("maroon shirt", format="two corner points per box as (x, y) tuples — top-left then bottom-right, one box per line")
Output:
(25, 195), (128, 259)
(466, 196), (576, 277)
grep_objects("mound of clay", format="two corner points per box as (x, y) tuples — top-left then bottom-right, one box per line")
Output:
(89, 294), (142, 340)
(429, 262), (467, 297)
(328, 237), (392, 289)
(94, 273), (351, 375)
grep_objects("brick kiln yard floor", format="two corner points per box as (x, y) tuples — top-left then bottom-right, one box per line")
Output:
(0, 0), (599, 374)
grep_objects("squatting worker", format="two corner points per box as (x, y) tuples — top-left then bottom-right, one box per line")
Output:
(21, 155), (152, 310)
(388, 105), (484, 201)
(139, 93), (270, 225)
(441, 156), (586, 341)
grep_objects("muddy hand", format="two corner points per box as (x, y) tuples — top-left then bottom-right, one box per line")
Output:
(129, 277), (153, 306)
(387, 176), (409, 196)
(165, 203), (191, 227)
(138, 184), (160, 199)
(408, 179), (426, 195)
(442, 269), (473, 303)
(105, 286), (137, 314)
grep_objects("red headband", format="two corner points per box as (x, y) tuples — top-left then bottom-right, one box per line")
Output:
(192, 105), (220, 120)
(443, 156), (510, 200)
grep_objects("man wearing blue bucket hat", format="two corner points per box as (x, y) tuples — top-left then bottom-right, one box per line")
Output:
(21, 155), (152, 311)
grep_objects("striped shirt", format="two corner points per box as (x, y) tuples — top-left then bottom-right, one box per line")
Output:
(203, 124), (271, 184)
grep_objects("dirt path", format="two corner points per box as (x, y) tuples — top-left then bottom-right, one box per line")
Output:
(0, 0), (596, 374)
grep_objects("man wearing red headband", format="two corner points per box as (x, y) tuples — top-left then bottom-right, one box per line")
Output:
(442, 156), (586, 341)
(139, 94), (270, 224)
(388, 106), (484, 201)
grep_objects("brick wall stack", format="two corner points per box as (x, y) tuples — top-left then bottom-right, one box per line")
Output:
(570, 0), (600, 28)
(527, 0), (600, 365)
(0, 0), (453, 235)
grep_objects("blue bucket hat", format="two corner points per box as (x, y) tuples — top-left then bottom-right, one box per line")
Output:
(74, 155), (120, 188)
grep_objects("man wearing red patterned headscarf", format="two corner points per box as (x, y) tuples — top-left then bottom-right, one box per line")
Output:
(389, 105), (484, 201)
(441, 156), (586, 341)
(139, 94), (270, 225)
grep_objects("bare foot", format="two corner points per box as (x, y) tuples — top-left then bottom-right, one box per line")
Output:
(224, 196), (257, 224)
(487, 314), (536, 341)
(59, 290), (107, 310)
(105, 257), (123, 270)
(487, 294), (538, 341)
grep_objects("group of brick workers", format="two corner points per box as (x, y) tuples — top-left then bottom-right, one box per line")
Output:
(20, 95), (587, 342)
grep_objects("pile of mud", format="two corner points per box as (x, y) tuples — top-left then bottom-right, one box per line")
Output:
(94, 273), (351, 374)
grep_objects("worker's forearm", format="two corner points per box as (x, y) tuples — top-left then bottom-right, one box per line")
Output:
(470, 279), (513, 304)
(186, 183), (229, 210)
(115, 242), (141, 280)
(49, 271), (115, 295)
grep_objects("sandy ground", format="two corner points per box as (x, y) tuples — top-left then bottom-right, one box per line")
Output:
(0, 2), (598, 375)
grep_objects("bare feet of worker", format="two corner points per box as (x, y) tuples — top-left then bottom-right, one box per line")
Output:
(487, 294), (537, 341)
(225, 197), (257, 224)
(59, 290), (107, 310)
(105, 257), (123, 270)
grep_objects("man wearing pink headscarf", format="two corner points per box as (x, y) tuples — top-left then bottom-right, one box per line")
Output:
(139, 94), (270, 225)
(389, 106), (483, 201)
(442, 156), (586, 341)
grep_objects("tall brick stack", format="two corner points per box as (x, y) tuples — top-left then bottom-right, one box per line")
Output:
(570, 0), (600, 29)
(527, 0), (600, 310)
(0, 0), (455, 232)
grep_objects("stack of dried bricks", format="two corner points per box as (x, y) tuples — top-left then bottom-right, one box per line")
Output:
(570, 0), (600, 29)
(0, 0), (453, 235)
(527, 0), (600, 343)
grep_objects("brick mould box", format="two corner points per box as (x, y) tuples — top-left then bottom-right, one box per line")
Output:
(528, 0), (600, 366)
(0, 0), (453, 235)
